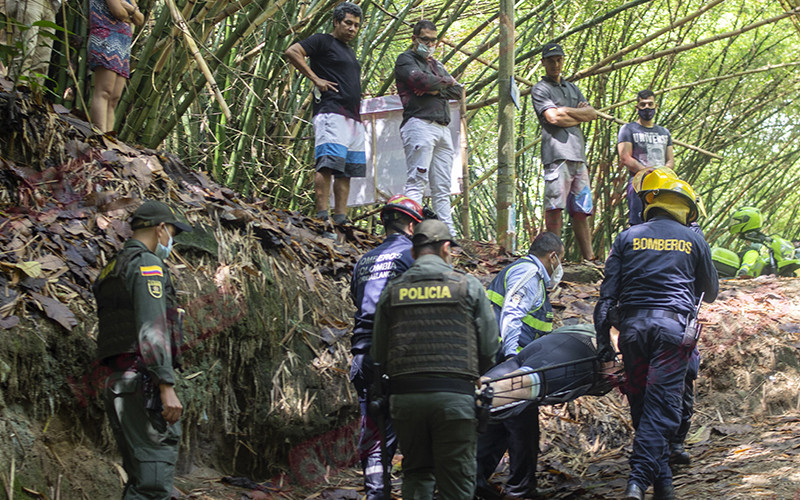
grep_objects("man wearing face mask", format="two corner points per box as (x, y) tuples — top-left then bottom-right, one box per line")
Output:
(618, 89), (674, 225)
(476, 232), (565, 499)
(93, 200), (192, 499)
(394, 20), (464, 238)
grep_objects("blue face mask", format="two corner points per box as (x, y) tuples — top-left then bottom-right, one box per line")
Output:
(416, 43), (432, 58)
(155, 229), (174, 260)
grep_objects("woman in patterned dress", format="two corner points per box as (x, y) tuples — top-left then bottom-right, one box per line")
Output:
(88, 0), (143, 132)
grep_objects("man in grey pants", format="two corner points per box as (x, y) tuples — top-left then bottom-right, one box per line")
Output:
(395, 20), (464, 238)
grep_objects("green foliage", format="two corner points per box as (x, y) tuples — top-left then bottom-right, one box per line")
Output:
(41, 0), (800, 253)
(1, 14), (72, 96)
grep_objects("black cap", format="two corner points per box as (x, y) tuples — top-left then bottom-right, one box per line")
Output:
(412, 220), (459, 248)
(541, 42), (565, 58)
(130, 200), (192, 233)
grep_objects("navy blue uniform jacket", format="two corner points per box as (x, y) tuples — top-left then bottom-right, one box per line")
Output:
(351, 233), (415, 352)
(595, 216), (719, 344)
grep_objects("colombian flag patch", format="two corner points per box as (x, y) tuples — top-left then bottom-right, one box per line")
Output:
(140, 265), (163, 277)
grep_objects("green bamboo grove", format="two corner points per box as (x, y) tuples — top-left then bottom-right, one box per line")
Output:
(5, 0), (800, 256)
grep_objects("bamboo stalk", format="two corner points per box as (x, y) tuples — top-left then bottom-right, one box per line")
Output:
(61, 0), (89, 121)
(586, 7), (800, 78)
(78, 0), (90, 110)
(569, 0), (727, 81)
(210, 0), (256, 25)
(9, 453), (14, 500)
(165, 0), (231, 120)
(227, 51), (267, 187)
(515, 0), (652, 65)
(450, 1), (559, 81)
(152, 0), (274, 145)
(459, 86), (470, 239)
(239, 0), (295, 41)
(594, 110), (722, 160)
(117, 3), (175, 141)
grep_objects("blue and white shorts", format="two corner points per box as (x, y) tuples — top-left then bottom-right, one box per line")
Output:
(313, 113), (366, 178)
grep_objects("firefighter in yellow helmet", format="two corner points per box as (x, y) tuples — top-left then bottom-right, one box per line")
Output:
(594, 171), (718, 500)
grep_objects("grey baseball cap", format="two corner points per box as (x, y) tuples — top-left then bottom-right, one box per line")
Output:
(412, 219), (459, 248)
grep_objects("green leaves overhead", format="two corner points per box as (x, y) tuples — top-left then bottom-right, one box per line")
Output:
(41, 0), (800, 251)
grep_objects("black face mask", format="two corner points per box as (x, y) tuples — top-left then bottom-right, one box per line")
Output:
(638, 107), (656, 121)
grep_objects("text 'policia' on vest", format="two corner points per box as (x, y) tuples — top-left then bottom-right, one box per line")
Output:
(396, 283), (453, 302)
(384, 271), (479, 381)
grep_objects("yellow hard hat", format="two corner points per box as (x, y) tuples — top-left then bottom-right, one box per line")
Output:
(642, 178), (700, 225)
(632, 167), (677, 194)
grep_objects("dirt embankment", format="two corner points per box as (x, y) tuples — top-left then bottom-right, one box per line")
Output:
(0, 83), (391, 498)
(2, 84), (799, 500)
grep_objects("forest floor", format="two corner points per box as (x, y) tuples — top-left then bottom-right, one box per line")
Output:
(1, 82), (799, 500)
(168, 276), (800, 500)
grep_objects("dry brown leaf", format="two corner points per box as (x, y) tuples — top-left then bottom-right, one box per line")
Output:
(303, 269), (317, 291)
(16, 261), (42, 278)
(29, 291), (78, 331)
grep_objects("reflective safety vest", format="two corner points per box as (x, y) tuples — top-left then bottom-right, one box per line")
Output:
(383, 270), (479, 380)
(486, 256), (553, 347)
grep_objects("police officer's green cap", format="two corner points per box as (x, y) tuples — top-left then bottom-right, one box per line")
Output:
(541, 42), (565, 58)
(130, 200), (192, 233)
(412, 219), (459, 248)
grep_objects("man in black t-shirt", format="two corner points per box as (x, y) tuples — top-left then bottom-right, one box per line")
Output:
(285, 2), (365, 227)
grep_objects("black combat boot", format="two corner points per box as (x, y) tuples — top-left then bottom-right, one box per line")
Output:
(623, 483), (645, 500)
(669, 443), (691, 465)
(653, 480), (676, 500)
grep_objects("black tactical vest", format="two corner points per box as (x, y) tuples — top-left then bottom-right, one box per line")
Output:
(93, 245), (179, 364)
(384, 270), (479, 380)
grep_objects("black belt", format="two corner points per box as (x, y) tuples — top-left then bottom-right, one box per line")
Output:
(624, 309), (684, 322)
(390, 377), (475, 395)
(101, 353), (138, 371)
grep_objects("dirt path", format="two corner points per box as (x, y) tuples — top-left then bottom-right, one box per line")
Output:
(173, 409), (800, 499)
(173, 277), (800, 500)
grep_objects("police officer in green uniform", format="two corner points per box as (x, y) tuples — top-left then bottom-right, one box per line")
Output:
(93, 200), (192, 499)
(371, 219), (499, 500)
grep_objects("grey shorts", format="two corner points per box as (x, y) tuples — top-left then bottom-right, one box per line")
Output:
(543, 160), (594, 216)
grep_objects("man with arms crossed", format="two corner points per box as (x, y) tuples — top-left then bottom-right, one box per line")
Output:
(531, 42), (597, 260)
